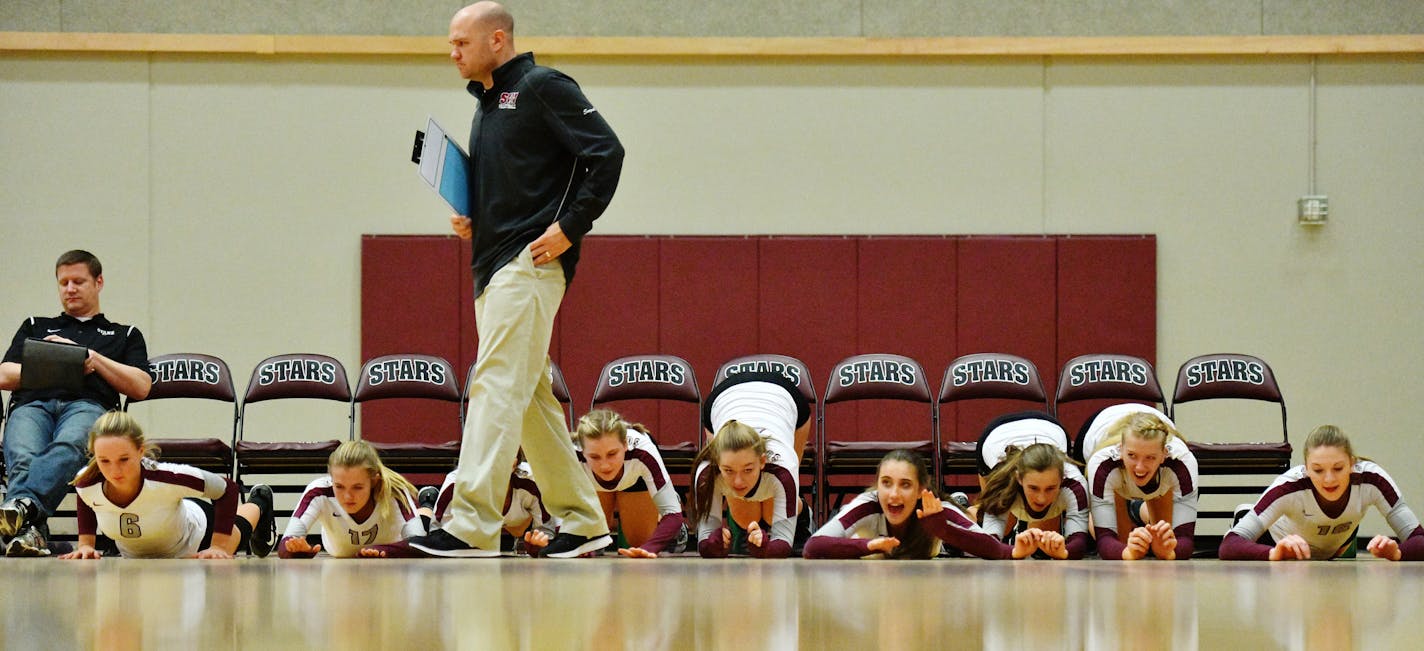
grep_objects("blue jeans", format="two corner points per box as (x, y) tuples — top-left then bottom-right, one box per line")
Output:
(3, 399), (107, 519)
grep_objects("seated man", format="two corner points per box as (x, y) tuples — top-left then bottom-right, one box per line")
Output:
(0, 250), (154, 556)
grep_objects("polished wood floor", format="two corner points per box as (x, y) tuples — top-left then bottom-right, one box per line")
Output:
(0, 557), (1418, 650)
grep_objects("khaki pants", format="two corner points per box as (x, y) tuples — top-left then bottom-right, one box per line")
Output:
(444, 248), (606, 549)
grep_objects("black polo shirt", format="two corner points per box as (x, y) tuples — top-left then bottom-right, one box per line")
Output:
(3, 313), (154, 410)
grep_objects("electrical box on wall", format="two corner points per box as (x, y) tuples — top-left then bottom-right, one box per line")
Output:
(1298, 195), (1328, 225)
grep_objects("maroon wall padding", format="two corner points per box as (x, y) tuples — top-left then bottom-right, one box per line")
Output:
(557, 236), (663, 432)
(658, 237), (759, 447)
(1054, 236), (1158, 435)
(951, 237), (1058, 444)
(361, 234), (1157, 467)
(359, 235), (464, 445)
(857, 237), (957, 443)
(759, 238), (860, 442)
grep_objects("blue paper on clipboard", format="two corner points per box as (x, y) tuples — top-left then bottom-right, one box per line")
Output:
(415, 116), (471, 216)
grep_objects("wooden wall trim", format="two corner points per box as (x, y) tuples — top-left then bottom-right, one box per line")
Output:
(4, 32), (1423, 57)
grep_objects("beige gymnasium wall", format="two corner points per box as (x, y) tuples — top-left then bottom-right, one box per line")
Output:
(2, 3), (1423, 536)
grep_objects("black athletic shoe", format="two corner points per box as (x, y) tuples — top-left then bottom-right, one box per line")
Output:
(541, 532), (612, 558)
(247, 484), (277, 558)
(0, 497), (38, 538)
(418, 486), (440, 512)
(407, 529), (500, 558)
(948, 492), (971, 512)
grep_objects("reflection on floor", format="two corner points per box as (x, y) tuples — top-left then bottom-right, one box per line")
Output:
(0, 558), (1417, 650)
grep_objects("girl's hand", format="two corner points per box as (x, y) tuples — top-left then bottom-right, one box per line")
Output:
(617, 547), (658, 559)
(1268, 534), (1312, 561)
(1012, 529), (1040, 559)
(867, 537), (901, 554)
(283, 532), (320, 552)
(523, 530), (550, 550)
(915, 489), (943, 520)
(1147, 521), (1177, 560)
(1038, 530), (1068, 559)
(1366, 535), (1402, 561)
(1121, 527), (1153, 560)
(746, 521), (764, 548)
(721, 527), (732, 550)
(195, 547), (233, 560)
(59, 545), (102, 560)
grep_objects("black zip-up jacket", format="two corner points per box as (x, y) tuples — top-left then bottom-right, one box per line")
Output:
(466, 52), (625, 296)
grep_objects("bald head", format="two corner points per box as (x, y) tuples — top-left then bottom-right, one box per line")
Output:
(449, 2), (517, 85)
(455, 2), (514, 35)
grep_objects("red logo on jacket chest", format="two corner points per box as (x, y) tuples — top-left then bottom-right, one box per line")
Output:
(498, 92), (519, 109)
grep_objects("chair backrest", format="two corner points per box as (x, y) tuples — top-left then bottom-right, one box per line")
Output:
(938, 352), (1047, 406)
(590, 354), (701, 406)
(713, 354), (817, 404)
(1169, 353), (1288, 442)
(128, 353), (237, 405)
(590, 354), (701, 448)
(1054, 353), (1164, 406)
(354, 354), (460, 403)
(823, 353), (933, 405)
(240, 353), (353, 439)
(820, 353), (939, 477)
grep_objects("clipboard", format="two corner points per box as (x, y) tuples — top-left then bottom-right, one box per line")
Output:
(412, 116), (472, 216)
(19, 337), (88, 393)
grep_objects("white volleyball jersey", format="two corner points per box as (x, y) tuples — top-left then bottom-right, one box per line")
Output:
(981, 463), (1091, 540)
(74, 458), (231, 559)
(1084, 403), (1198, 533)
(577, 430), (681, 517)
(1231, 461), (1422, 559)
(811, 491), (945, 558)
(283, 476), (423, 558)
(980, 418), (1070, 469)
(707, 380), (801, 451)
(434, 462), (559, 536)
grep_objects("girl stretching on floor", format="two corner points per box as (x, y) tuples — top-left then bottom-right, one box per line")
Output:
(59, 411), (275, 559)
(804, 449), (1008, 559)
(1081, 403), (1199, 560)
(279, 440), (424, 558)
(689, 371), (812, 558)
(1220, 425), (1424, 561)
(573, 409), (685, 558)
(974, 412), (1091, 560)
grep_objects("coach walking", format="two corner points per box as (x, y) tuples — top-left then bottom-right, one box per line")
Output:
(402, 2), (623, 558)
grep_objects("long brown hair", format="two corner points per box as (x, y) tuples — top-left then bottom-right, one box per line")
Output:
(686, 420), (765, 526)
(977, 443), (1071, 519)
(874, 449), (941, 560)
(72, 410), (160, 486)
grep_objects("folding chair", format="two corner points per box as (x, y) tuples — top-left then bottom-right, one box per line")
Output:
(233, 353), (352, 491)
(938, 353), (1049, 493)
(820, 353), (937, 514)
(460, 359), (575, 431)
(354, 354), (462, 475)
(589, 354), (701, 492)
(122, 353), (237, 476)
(1169, 353), (1291, 527)
(1054, 353), (1164, 462)
(712, 354), (820, 519)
